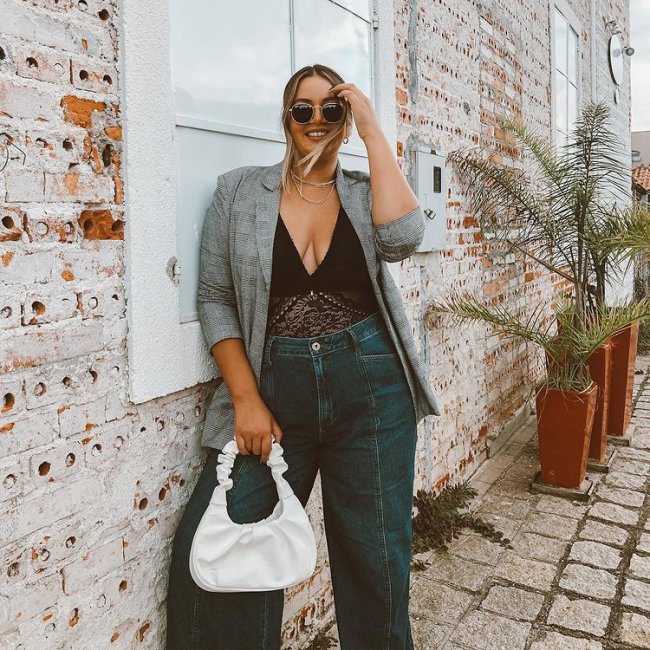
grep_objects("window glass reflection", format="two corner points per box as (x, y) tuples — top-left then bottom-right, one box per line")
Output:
(171, 0), (291, 132)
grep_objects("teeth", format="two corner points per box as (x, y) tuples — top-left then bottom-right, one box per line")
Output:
(307, 132), (326, 136)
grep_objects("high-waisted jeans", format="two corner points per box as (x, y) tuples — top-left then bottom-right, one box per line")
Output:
(166, 311), (417, 649)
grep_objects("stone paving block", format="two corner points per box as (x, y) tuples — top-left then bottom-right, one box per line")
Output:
(523, 512), (579, 541)
(568, 540), (622, 570)
(618, 447), (650, 462)
(634, 432), (650, 449)
(480, 584), (544, 621)
(639, 533), (650, 554)
(493, 551), (556, 591)
(622, 578), (650, 612)
(410, 578), (473, 626)
(449, 610), (531, 650)
(595, 484), (645, 508)
(629, 554), (650, 581)
(535, 495), (588, 520)
(473, 511), (523, 541)
(450, 533), (506, 567)
(510, 531), (568, 564)
(546, 594), (610, 636)
(410, 617), (452, 650)
(588, 501), (640, 526)
(528, 631), (603, 649)
(604, 471), (646, 490)
(610, 457), (650, 476)
(473, 493), (532, 520)
(558, 563), (617, 600)
(579, 520), (629, 548)
(423, 554), (493, 593)
(618, 611), (650, 647)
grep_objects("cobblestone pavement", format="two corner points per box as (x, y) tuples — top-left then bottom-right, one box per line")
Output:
(319, 354), (650, 649)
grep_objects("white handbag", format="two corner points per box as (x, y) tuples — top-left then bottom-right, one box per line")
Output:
(189, 439), (317, 592)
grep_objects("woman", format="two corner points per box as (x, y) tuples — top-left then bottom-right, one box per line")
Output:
(166, 64), (441, 650)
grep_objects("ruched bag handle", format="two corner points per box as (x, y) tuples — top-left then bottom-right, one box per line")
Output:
(211, 439), (293, 506)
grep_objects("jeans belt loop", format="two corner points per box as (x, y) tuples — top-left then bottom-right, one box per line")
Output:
(346, 326), (361, 355)
(263, 336), (274, 368)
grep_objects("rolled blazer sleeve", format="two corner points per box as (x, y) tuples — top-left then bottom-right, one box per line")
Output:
(373, 204), (426, 262)
(196, 173), (244, 352)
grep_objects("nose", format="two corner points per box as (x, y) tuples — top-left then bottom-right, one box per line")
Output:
(309, 106), (325, 123)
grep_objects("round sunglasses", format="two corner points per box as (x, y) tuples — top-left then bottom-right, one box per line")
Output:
(287, 101), (346, 124)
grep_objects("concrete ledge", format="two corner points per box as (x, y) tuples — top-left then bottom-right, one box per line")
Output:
(586, 447), (618, 473)
(530, 471), (595, 502)
(608, 422), (636, 447)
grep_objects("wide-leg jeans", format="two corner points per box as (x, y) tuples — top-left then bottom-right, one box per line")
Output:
(166, 311), (418, 649)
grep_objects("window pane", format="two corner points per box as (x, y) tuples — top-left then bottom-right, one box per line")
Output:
(554, 10), (567, 75)
(567, 82), (577, 134)
(554, 72), (567, 132)
(567, 27), (578, 83)
(294, 0), (371, 151)
(294, 0), (371, 97)
(335, 0), (371, 20)
(170, 0), (291, 132)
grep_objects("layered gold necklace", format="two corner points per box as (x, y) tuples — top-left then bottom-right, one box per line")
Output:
(290, 169), (336, 205)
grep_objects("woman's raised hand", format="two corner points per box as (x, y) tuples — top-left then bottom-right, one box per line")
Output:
(233, 396), (283, 464)
(329, 82), (382, 141)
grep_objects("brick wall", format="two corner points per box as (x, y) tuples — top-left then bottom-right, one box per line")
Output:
(0, 0), (630, 648)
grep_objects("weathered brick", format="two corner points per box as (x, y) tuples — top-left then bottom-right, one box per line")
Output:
(14, 42), (70, 84)
(28, 438), (83, 482)
(0, 79), (60, 120)
(44, 172), (113, 203)
(61, 536), (123, 595)
(21, 288), (80, 325)
(1, 319), (105, 373)
(0, 405), (58, 456)
(4, 170), (46, 201)
(70, 55), (117, 94)
(0, 572), (62, 633)
(1, 474), (101, 541)
(58, 395), (107, 438)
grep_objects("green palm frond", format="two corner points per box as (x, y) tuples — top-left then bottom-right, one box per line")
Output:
(447, 100), (642, 327)
(426, 292), (650, 392)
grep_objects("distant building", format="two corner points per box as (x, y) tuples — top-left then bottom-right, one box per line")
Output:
(632, 130), (650, 168)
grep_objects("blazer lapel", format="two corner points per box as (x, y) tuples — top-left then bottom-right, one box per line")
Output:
(256, 159), (377, 292)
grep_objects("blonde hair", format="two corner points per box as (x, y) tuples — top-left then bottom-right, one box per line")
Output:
(278, 64), (352, 192)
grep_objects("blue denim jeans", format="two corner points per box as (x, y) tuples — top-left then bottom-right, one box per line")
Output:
(166, 311), (417, 649)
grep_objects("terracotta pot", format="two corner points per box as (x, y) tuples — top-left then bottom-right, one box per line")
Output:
(607, 320), (640, 437)
(535, 382), (598, 489)
(585, 341), (612, 463)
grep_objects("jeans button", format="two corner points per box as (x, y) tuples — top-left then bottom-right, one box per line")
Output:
(311, 341), (321, 351)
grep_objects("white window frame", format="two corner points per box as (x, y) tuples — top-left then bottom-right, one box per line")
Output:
(550, 0), (582, 149)
(118, 0), (400, 403)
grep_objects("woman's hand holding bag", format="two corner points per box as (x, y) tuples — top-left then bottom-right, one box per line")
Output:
(189, 439), (317, 592)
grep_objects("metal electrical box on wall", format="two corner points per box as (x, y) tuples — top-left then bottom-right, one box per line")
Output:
(410, 147), (448, 252)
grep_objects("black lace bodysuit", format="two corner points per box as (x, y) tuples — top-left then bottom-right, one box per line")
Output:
(265, 205), (380, 337)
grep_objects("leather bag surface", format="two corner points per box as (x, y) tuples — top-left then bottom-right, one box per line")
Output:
(189, 439), (317, 592)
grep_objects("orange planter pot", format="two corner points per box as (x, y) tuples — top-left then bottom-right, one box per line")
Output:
(607, 321), (640, 437)
(536, 382), (598, 489)
(585, 341), (612, 463)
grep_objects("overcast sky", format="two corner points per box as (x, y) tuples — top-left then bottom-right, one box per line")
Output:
(631, 1), (650, 131)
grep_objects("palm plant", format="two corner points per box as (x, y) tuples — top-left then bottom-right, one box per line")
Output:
(445, 101), (645, 327)
(427, 290), (650, 392)
(597, 201), (650, 275)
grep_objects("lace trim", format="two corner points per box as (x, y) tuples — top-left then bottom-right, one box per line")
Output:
(266, 290), (375, 337)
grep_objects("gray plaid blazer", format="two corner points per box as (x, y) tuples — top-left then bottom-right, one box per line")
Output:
(197, 159), (441, 450)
